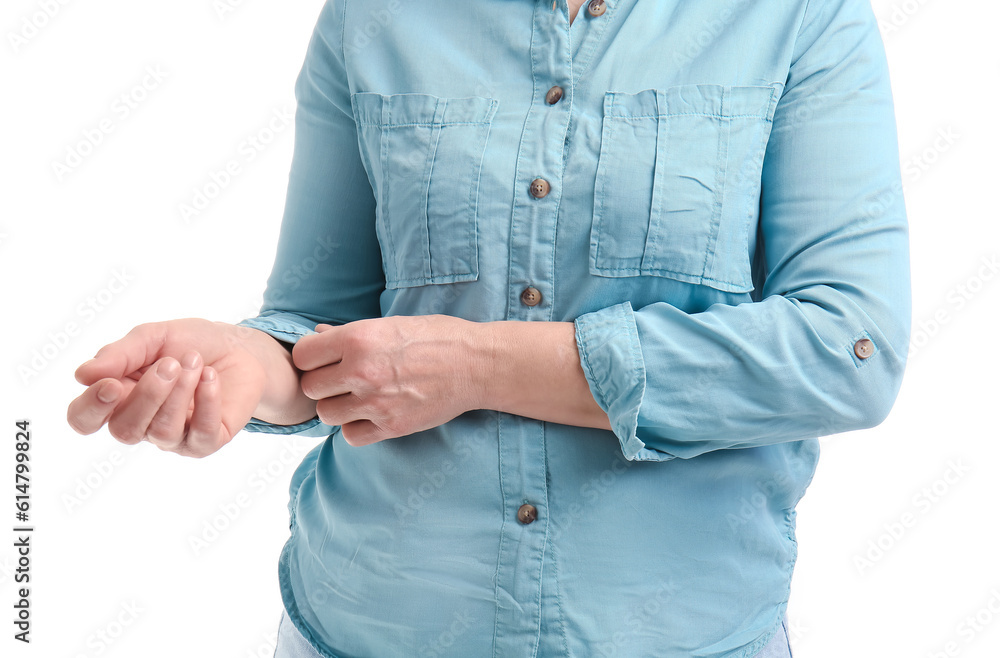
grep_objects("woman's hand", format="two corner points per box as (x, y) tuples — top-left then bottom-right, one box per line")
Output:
(292, 315), (486, 446)
(67, 318), (271, 458)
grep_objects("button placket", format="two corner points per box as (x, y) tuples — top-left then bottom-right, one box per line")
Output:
(492, 4), (576, 655)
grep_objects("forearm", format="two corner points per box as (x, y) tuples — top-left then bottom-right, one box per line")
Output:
(236, 325), (318, 426)
(472, 320), (612, 431)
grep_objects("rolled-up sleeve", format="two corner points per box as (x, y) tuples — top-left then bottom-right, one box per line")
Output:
(237, 0), (385, 437)
(574, 0), (911, 461)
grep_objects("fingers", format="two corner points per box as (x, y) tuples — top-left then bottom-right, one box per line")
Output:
(106, 358), (181, 445)
(299, 362), (351, 401)
(75, 323), (166, 386)
(315, 392), (364, 427)
(72, 353), (226, 458)
(67, 378), (125, 435)
(183, 366), (224, 457)
(340, 419), (388, 447)
(292, 325), (344, 372)
(145, 351), (203, 450)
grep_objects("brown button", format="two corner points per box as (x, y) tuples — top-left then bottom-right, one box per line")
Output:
(587, 0), (607, 17)
(529, 178), (550, 199)
(545, 86), (564, 105)
(521, 286), (542, 307)
(517, 504), (537, 524)
(854, 338), (875, 359)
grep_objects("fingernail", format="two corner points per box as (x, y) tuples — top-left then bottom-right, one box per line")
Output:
(80, 358), (97, 368)
(181, 351), (200, 370)
(157, 359), (180, 381)
(97, 382), (119, 404)
(201, 367), (216, 383)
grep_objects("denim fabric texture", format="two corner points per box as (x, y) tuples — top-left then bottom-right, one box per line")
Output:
(241, 0), (910, 655)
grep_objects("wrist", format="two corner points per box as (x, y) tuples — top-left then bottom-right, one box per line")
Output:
(226, 322), (317, 425)
(226, 322), (284, 370)
(464, 319), (504, 413)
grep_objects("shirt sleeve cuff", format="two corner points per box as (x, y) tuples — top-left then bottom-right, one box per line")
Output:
(573, 301), (673, 462)
(235, 314), (338, 438)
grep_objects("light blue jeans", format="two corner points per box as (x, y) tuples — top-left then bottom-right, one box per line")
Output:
(272, 609), (793, 657)
(273, 609), (323, 658)
(754, 615), (794, 658)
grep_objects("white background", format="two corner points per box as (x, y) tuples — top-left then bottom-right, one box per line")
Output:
(1, 1), (997, 657)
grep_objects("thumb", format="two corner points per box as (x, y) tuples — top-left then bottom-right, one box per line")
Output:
(314, 323), (335, 332)
(75, 324), (166, 385)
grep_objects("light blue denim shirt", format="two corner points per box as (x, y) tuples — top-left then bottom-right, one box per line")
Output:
(236, 0), (911, 655)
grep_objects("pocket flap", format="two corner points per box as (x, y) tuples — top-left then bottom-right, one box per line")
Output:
(604, 83), (780, 120)
(352, 92), (498, 127)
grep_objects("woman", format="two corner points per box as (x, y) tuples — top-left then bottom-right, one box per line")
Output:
(67, 0), (911, 656)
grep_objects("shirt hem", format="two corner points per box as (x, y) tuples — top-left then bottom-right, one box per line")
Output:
(277, 535), (344, 658)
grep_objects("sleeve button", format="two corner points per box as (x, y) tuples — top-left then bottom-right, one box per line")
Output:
(854, 338), (874, 359)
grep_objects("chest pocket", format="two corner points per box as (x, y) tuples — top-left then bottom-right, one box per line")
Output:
(590, 83), (780, 293)
(352, 92), (498, 290)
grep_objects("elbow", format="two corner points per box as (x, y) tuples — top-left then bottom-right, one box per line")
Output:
(833, 323), (910, 435)
(854, 369), (904, 431)
(804, 275), (911, 436)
